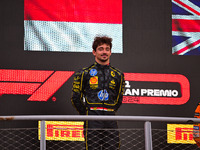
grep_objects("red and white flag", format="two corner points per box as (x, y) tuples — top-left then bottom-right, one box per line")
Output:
(24, 0), (122, 53)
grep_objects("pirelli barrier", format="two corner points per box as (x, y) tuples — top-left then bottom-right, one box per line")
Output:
(1, 115), (200, 150)
(167, 124), (195, 144)
(38, 121), (84, 141)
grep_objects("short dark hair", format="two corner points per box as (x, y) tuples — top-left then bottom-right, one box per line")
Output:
(92, 36), (112, 51)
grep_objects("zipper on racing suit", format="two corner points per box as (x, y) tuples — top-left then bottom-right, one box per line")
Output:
(102, 67), (106, 114)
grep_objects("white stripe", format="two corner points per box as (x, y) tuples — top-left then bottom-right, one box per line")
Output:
(172, 31), (200, 37)
(90, 107), (114, 111)
(172, 15), (200, 20)
(179, 43), (200, 55)
(24, 21), (123, 53)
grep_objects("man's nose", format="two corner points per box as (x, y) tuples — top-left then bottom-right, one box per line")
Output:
(103, 49), (108, 52)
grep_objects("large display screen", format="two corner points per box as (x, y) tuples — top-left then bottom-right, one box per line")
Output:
(1, 0), (200, 149)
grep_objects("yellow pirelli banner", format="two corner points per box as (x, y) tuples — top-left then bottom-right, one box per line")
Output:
(38, 121), (84, 141)
(167, 124), (195, 144)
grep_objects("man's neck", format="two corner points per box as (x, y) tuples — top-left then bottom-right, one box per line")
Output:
(95, 59), (109, 66)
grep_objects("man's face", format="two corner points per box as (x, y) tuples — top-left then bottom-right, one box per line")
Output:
(93, 44), (111, 64)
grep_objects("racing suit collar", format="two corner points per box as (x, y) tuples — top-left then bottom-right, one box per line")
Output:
(94, 62), (110, 68)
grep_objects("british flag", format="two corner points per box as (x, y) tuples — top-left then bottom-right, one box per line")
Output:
(172, 0), (200, 55)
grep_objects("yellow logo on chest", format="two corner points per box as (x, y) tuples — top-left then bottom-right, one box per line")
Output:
(89, 76), (98, 84)
(111, 71), (115, 77)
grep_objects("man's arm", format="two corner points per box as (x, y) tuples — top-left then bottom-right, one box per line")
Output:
(71, 71), (86, 115)
(115, 73), (125, 112)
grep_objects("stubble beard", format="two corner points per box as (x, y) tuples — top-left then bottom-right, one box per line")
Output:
(99, 56), (109, 62)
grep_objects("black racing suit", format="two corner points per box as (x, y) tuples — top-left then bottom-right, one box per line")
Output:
(71, 62), (125, 150)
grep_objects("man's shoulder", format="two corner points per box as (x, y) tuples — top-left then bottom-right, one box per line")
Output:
(109, 65), (124, 76)
(76, 64), (96, 74)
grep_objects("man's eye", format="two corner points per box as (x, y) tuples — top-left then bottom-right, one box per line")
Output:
(98, 48), (103, 50)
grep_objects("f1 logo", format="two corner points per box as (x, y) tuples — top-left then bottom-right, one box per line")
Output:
(0, 70), (190, 105)
(0, 69), (74, 101)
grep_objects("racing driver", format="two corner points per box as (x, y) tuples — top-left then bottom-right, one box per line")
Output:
(71, 35), (125, 150)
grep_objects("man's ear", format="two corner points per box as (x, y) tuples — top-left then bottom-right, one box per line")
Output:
(92, 49), (96, 57)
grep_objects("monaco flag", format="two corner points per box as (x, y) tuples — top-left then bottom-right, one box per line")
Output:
(24, 0), (122, 53)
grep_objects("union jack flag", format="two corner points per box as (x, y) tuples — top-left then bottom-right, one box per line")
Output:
(172, 0), (200, 55)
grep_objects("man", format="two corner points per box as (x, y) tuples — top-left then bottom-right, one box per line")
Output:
(71, 36), (125, 150)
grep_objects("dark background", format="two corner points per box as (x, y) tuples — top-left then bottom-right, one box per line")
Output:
(0, 0), (200, 130)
